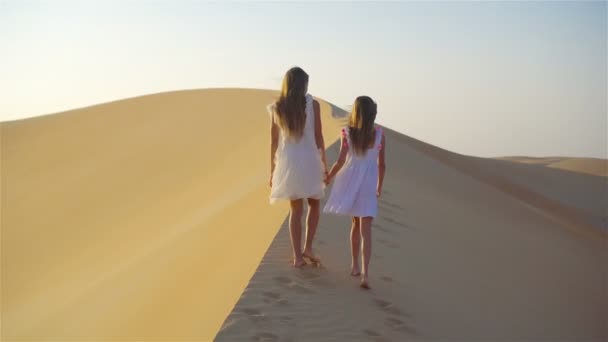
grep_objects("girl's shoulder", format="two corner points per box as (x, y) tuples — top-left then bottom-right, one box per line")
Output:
(266, 102), (278, 120)
(266, 102), (276, 113)
(340, 126), (351, 137)
(306, 94), (314, 110)
(375, 125), (384, 150)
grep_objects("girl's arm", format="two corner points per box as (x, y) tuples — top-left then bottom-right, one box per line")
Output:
(325, 135), (348, 184)
(313, 100), (328, 173)
(377, 134), (386, 197)
(270, 113), (279, 186)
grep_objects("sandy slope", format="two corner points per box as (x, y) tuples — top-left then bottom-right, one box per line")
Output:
(217, 129), (607, 341)
(1, 89), (343, 341)
(499, 156), (608, 177)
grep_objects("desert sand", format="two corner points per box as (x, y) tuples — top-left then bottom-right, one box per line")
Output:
(2, 89), (607, 341)
(1, 89), (343, 341)
(216, 128), (607, 341)
(498, 156), (608, 177)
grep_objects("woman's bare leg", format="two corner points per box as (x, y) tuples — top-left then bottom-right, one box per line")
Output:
(289, 199), (306, 267)
(302, 198), (320, 262)
(360, 216), (373, 288)
(350, 217), (361, 276)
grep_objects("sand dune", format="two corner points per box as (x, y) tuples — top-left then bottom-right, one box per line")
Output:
(468, 156), (607, 232)
(499, 156), (608, 177)
(1, 89), (343, 341)
(398, 142), (608, 238)
(2, 89), (606, 341)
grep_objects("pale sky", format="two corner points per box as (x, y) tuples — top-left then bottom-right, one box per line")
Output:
(1, 1), (606, 158)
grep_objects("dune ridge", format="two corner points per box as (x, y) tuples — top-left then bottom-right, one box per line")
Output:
(1, 89), (342, 341)
(498, 156), (608, 177)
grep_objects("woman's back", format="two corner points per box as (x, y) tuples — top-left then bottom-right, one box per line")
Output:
(269, 94), (325, 203)
(343, 126), (382, 168)
(274, 94), (316, 151)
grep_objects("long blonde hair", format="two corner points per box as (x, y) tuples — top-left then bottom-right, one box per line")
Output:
(274, 67), (309, 140)
(348, 96), (377, 155)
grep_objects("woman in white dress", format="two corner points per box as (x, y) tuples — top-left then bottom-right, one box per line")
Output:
(269, 66), (328, 268)
(324, 96), (386, 289)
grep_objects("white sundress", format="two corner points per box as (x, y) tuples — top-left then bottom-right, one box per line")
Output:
(269, 94), (325, 203)
(324, 126), (383, 218)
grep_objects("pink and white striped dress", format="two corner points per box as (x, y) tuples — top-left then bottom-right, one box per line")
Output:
(324, 126), (383, 218)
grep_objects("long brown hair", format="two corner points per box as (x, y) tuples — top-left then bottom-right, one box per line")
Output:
(348, 96), (377, 155)
(274, 67), (309, 140)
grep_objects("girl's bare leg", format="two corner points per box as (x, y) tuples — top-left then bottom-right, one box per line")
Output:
(360, 216), (373, 289)
(289, 199), (306, 267)
(302, 198), (320, 262)
(350, 217), (361, 276)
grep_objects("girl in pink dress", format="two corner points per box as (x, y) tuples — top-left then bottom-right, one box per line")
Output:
(324, 96), (386, 289)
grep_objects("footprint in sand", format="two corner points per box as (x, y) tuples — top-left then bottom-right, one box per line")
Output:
(379, 200), (404, 211)
(363, 329), (381, 337)
(279, 315), (294, 325)
(241, 308), (268, 324)
(377, 238), (399, 249)
(262, 291), (280, 299)
(242, 308), (261, 315)
(387, 242), (400, 249)
(362, 329), (388, 342)
(382, 216), (409, 228)
(274, 276), (315, 294)
(295, 269), (322, 280)
(378, 206), (399, 216)
(380, 276), (394, 283)
(251, 332), (279, 341)
(384, 317), (417, 335)
(262, 292), (289, 306)
(274, 276), (291, 284)
(375, 225), (393, 235)
(373, 299), (409, 317)
(297, 270), (334, 288)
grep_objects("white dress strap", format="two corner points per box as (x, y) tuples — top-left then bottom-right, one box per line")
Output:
(267, 103), (277, 121)
(375, 126), (383, 150)
(306, 94), (314, 127)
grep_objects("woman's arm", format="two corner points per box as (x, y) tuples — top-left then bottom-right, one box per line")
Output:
(270, 113), (279, 187)
(313, 100), (328, 172)
(377, 134), (386, 197)
(325, 135), (348, 184)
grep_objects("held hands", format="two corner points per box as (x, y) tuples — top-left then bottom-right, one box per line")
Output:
(323, 169), (332, 185)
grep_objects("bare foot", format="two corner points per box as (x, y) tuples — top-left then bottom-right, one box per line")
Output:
(350, 265), (361, 276)
(302, 251), (321, 264)
(293, 258), (307, 268)
(360, 274), (370, 289)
